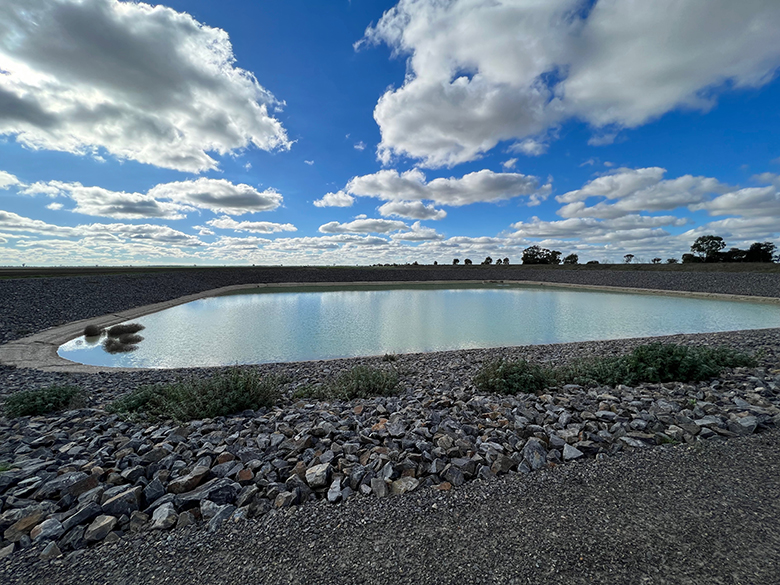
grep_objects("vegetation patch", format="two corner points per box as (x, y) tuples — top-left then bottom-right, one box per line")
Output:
(107, 323), (145, 337)
(103, 337), (139, 353)
(293, 365), (399, 401)
(3, 385), (85, 418)
(474, 343), (756, 395)
(108, 368), (283, 421)
(83, 324), (102, 337)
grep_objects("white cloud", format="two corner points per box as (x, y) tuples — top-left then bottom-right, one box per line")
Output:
(501, 158), (518, 170)
(510, 139), (547, 157)
(313, 191), (355, 208)
(692, 186), (780, 217)
(510, 215), (688, 242)
(206, 216), (297, 233)
(377, 200), (446, 221)
(391, 221), (443, 242)
(319, 218), (407, 234)
(46, 202), (64, 211)
(0, 171), (21, 190)
(556, 167), (726, 218)
(363, 0), (780, 167)
(354, 141), (367, 151)
(147, 178), (282, 215)
(0, 0), (290, 172)
(344, 168), (546, 207)
(304, 160), (314, 165)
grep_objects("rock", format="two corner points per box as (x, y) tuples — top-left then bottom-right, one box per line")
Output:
(200, 500), (221, 521)
(68, 474), (99, 498)
(177, 478), (240, 506)
(151, 503), (178, 530)
(563, 444), (584, 461)
(207, 505), (236, 532)
(127, 511), (149, 532)
(442, 465), (465, 487)
(523, 438), (548, 471)
(176, 512), (195, 529)
(101, 486), (142, 517)
(728, 416), (758, 436)
(490, 454), (514, 475)
(4, 510), (44, 543)
(327, 479), (342, 503)
(30, 518), (64, 542)
(274, 491), (296, 508)
(143, 478), (166, 503)
(390, 477), (420, 495)
(104, 532), (121, 545)
(305, 463), (332, 489)
(58, 526), (86, 551)
(167, 465), (210, 494)
(40, 541), (61, 560)
(84, 515), (117, 543)
(34, 472), (88, 500)
(0, 543), (14, 559)
(370, 478), (388, 498)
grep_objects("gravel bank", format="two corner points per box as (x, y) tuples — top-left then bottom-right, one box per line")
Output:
(1, 267), (779, 583)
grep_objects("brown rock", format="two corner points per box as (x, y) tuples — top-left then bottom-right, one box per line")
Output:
(168, 465), (210, 494)
(4, 510), (44, 543)
(84, 515), (117, 542)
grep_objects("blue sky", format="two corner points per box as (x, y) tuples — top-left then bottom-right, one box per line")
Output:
(1, 0), (779, 266)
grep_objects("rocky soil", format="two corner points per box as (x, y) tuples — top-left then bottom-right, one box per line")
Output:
(0, 268), (779, 583)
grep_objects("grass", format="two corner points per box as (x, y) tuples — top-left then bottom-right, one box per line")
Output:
(103, 337), (139, 353)
(293, 365), (400, 401)
(474, 342), (756, 395)
(3, 385), (85, 418)
(107, 323), (145, 337)
(0, 463), (11, 473)
(107, 367), (284, 421)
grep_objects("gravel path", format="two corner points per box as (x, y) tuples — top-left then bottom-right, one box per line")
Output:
(1, 267), (779, 584)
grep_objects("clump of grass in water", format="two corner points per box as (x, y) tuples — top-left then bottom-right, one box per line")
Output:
(474, 343), (756, 395)
(103, 337), (139, 354)
(108, 368), (283, 421)
(107, 323), (145, 337)
(293, 365), (399, 401)
(3, 385), (85, 418)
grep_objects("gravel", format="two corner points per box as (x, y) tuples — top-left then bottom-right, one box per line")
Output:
(1, 267), (779, 583)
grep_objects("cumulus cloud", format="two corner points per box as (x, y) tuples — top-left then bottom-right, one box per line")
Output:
(46, 202), (64, 211)
(556, 167), (727, 219)
(354, 141), (367, 151)
(501, 158), (518, 170)
(313, 191), (355, 208)
(378, 200), (446, 221)
(206, 216), (297, 233)
(363, 0), (780, 167)
(319, 218), (407, 234)
(147, 179), (282, 215)
(342, 168), (546, 207)
(391, 221), (443, 242)
(0, 0), (290, 172)
(510, 215), (688, 242)
(0, 171), (21, 190)
(692, 187), (780, 217)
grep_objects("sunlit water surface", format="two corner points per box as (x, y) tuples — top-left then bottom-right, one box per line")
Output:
(58, 284), (780, 368)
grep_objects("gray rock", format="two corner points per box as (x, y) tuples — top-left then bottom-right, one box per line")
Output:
(200, 500), (221, 521)
(563, 444), (584, 461)
(370, 478), (389, 498)
(143, 478), (166, 503)
(207, 505), (236, 532)
(327, 479), (342, 503)
(390, 477), (420, 495)
(30, 518), (64, 542)
(728, 416), (758, 436)
(442, 465), (465, 487)
(490, 454), (514, 475)
(58, 526), (86, 551)
(305, 463), (332, 489)
(34, 472), (88, 500)
(523, 438), (548, 471)
(167, 465), (210, 494)
(40, 541), (61, 560)
(177, 478), (240, 506)
(101, 486), (142, 517)
(176, 511), (195, 529)
(84, 515), (117, 542)
(274, 491), (296, 508)
(0, 543), (14, 559)
(150, 503), (178, 530)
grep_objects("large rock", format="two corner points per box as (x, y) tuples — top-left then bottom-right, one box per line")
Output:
(84, 515), (117, 543)
(34, 472), (88, 500)
(563, 444), (584, 462)
(305, 463), (332, 489)
(4, 509), (44, 543)
(167, 465), (210, 494)
(207, 505), (236, 532)
(62, 501), (103, 533)
(151, 503), (178, 530)
(523, 438), (548, 471)
(177, 478), (240, 507)
(30, 518), (64, 542)
(390, 477), (420, 495)
(101, 486), (142, 517)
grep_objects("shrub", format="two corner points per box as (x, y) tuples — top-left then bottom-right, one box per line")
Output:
(107, 323), (145, 337)
(474, 358), (553, 394)
(83, 324), (102, 337)
(108, 368), (283, 421)
(3, 385), (84, 418)
(294, 365), (400, 401)
(117, 333), (144, 345)
(103, 338), (138, 353)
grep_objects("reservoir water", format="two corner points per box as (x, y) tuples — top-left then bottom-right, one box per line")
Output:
(58, 283), (780, 368)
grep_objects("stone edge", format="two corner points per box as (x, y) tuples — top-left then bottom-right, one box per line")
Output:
(2, 279), (779, 373)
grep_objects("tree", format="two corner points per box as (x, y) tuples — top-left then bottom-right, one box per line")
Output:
(681, 253), (702, 264)
(503, 257), (510, 265)
(452, 259), (459, 265)
(563, 253), (579, 265)
(666, 258), (678, 264)
(464, 258), (472, 265)
(623, 254), (635, 264)
(745, 242), (777, 263)
(482, 256), (493, 265)
(651, 257), (662, 264)
(522, 246), (562, 265)
(433, 260), (438, 266)
(494, 258), (503, 265)
(723, 247), (747, 263)
(691, 235), (725, 261)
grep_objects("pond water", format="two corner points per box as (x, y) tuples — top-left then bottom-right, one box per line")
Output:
(58, 283), (780, 368)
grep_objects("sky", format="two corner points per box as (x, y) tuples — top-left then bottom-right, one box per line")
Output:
(1, 0), (780, 266)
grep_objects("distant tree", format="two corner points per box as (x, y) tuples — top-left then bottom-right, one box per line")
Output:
(433, 260), (438, 266)
(412, 261), (418, 266)
(464, 258), (473, 265)
(682, 253), (702, 264)
(503, 257), (510, 265)
(563, 253), (579, 265)
(623, 254), (635, 264)
(651, 257), (662, 264)
(494, 258), (503, 265)
(691, 235), (725, 262)
(549, 251), (562, 265)
(666, 258), (679, 264)
(522, 246), (562, 265)
(586, 260), (600, 265)
(453, 259), (460, 265)
(745, 242), (777, 263)
(482, 256), (493, 265)
(723, 247), (747, 263)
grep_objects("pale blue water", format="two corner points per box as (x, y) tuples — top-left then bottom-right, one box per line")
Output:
(58, 283), (780, 368)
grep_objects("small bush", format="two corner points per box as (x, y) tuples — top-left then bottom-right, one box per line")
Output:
(474, 359), (553, 394)
(117, 333), (144, 345)
(3, 385), (85, 418)
(103, 338), (138, 354)
(107, 368), (283, 421)
(294, 366), (400, 401)
(107, 323), (145, 337)
(83, 324), (102, 337)
(382, 353), (398, 362)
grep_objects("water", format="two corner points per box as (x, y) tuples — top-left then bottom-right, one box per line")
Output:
(58, 283), (780, 368)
